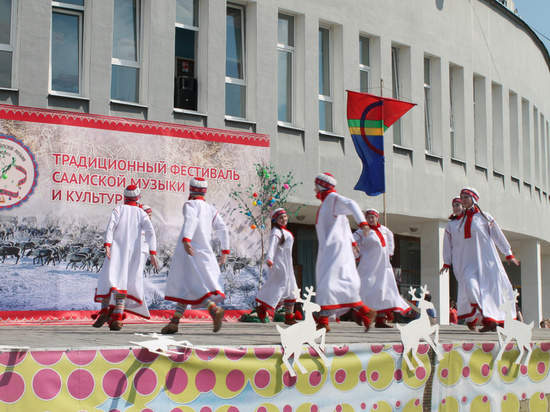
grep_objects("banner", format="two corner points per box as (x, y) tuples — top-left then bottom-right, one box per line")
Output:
(0, 105), (270, 320)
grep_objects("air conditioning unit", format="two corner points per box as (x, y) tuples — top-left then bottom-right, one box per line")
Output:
(174, 77), (197, 110)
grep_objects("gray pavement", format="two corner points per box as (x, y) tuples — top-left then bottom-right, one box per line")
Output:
(1, 321), (549, 351)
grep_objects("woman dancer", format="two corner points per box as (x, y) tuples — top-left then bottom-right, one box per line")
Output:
(455, 187), (519, 332)
(353, 209), (410, 328)
(254, 208), (298, 325)
(440, 197), (478, 329)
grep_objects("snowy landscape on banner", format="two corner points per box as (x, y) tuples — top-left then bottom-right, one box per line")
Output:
(0, 110), (270, 314)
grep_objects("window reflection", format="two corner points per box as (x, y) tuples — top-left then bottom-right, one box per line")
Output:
(52, 12), (80, 94)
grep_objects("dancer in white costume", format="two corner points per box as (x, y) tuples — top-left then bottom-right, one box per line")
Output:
(254, 208), (298, 324)
(353, 209), (410, 328)
(440, 197), (479, 330)
(93, 185), (158, 330)
(162, 178), (230, 334)
(314, 172), (375, 332)
(456, 187), (519, 332)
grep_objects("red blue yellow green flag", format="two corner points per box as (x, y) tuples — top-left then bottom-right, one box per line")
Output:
(347, 91), (415, 196)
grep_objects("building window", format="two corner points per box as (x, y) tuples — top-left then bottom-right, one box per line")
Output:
(509, 91), (519, 177)
(391, 46), (402, 145)
(542, 114), (547, 191)
(359, 35), (370, 93)
(51, 1), (84, 95)
(111, 0), (141, 103)
(174, 0), (198, 110)
(226, 4), (246, 118)
(473, 75), (487, 166)
(492, 83), (503, 173)
(449, 67), (456, 158)
(319, 27), (332, 132)
(424, 57), (432, 153)
(522, 99), (530, 182)
(0, 0), (16, 88)
(278, 13), (294, 124)
(449, 65), (465, 161)
(534, 107), (540, 186)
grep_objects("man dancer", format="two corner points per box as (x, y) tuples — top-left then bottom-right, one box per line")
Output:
(314, 172), (375, 332)
(162, 177), (230, 334)
(93, 185), (158, 330)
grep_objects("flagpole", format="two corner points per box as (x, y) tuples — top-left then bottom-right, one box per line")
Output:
(380, 77), (388, 227)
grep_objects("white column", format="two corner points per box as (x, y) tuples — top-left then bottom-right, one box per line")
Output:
(521, 239), (542, 325)
(420, 221), (449, 325)
(541, 255), (550, 321)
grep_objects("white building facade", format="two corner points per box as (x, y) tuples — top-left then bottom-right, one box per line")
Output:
(1, 0), (550, 324)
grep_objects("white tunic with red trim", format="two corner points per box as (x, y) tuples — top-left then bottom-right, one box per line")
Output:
(315, 191), (366, 313)
(457, 210), (516, 322)
(165, 199), (229, 307)
(95, 204), (157, 318)
(442, 216), (473, 320)
(353, 225), (409, 313)
(255, 227), (297, 310)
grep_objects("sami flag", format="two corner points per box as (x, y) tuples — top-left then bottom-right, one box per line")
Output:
(347, 91), (415, 196)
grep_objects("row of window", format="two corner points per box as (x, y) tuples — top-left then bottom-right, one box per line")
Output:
(1, 0), (548, 190)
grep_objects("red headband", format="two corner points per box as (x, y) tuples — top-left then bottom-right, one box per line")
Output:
(460, 189), (479, 202)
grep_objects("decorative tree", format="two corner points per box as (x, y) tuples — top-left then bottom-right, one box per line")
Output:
(229, 163), (302, 288)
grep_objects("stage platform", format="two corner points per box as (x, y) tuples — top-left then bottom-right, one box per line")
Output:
(1, 321), (549, 411)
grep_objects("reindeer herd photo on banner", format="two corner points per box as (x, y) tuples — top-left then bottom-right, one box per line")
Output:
(0, 106), (269, 319)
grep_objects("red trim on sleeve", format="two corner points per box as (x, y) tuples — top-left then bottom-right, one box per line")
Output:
(182, 237), (192, 243)
(359, 222), (368, 228)
(506, 255), (514, 260)
(149, 251), (157, 255)
(104, 243), (111, 247)
(266, 260), (273, 266)
(351, 242), (357, 247)
(222, 250), (230, 254)
(443, 264), (450, 269)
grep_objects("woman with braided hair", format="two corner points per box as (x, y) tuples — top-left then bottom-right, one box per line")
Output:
(253, 208), (298, 325)
(456, 187), (519, 332)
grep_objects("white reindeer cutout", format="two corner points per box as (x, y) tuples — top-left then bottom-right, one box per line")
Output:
(129, 333), (206, 357)
(277, 286), (330, 377)
(495, 289), (534, 365)
(396, 285), (444, 370)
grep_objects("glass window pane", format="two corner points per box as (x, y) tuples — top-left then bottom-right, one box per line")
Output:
(360, 70), (369, 93)
(319, 100), (332, 132)
(111, 65), (139, 102)
(0, 0), (12, 45)
(175, 27), (195, 59)
(391, 48), (399, 99)
(0, 50), (12, 88)
(57, 0), (84, 6)
(226, 7), (243, 79)
(278, 50), (292, 122)
(424, 57), (430, 84)
(113, 0), (138, 61)
(176, 0), (197, 26)
(225, 83), (245, 118)
(359, 36), (369, 66)
(52, 12), (80, 93)
(278, 14), (294, 47)
(319, 28), (330, 96)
